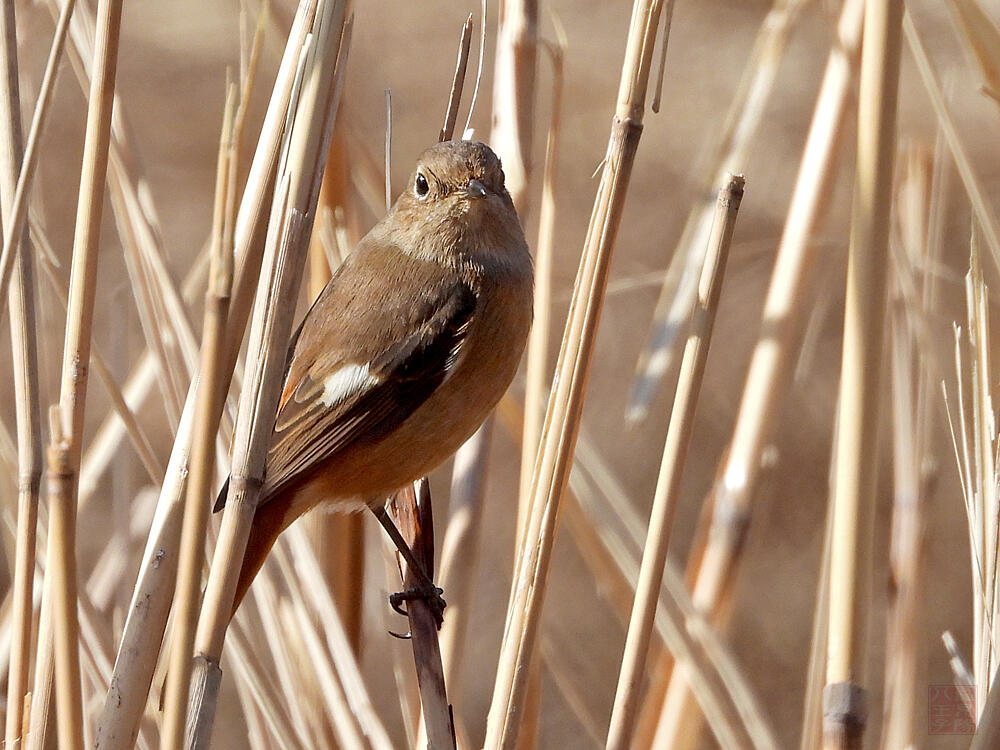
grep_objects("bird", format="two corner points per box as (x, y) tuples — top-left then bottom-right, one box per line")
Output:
(217, 139), (533, 620)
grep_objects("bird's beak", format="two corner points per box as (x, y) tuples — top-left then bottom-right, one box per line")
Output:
(465, 179), (487, 199)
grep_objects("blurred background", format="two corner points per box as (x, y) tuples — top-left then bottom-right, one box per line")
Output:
(6, 0), (1000, 747)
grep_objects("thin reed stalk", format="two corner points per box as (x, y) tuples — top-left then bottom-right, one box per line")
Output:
(187, 5), (349, 742)
(0, 0), (75, 313)
(881, 143), (934, 750)
(38, 0), (124, 747)
(159, 87), (237, 750)
(822, 0), (903, 747)
(518, 30), (564, 536)
(645, 1), (865, 742)
(58, 0), (204, 427)
(491, 0), (537, 212)
(390, 480), (456, 750)
(605, 174), (744, 750)
(438, 419), (493, 691)
(26, 570), (56, 749)
(482, 3), (673, 747)
(0, 2), (45, 747)
(798, 464), (835, 750)
(440, 14), (474, 144)
(93, 5), (320, 747)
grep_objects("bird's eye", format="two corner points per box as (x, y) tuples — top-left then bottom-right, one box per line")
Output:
(415, 173), (429, 198)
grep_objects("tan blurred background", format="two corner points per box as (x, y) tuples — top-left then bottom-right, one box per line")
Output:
(8, 0), (1000, 747)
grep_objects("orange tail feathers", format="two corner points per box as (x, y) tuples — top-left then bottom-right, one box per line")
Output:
(229, 496), (295, 619)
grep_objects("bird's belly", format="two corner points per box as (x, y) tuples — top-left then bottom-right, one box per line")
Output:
(284, 294), (530, 513)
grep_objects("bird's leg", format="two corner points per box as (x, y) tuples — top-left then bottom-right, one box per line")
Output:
(371, 504), (447, 628)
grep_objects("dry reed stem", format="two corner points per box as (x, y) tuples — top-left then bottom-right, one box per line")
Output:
(483, 5), (672, 746)
(944, 311), (992, 706)
(390, 480), (456, 750)
(46, 418), (85, 750)
(26, 570), (56, 749)
(0, 0), (75, 315)
(605, 174), (744, 750)
(437, 419), (492, 691)
(40, 0), (125, 746)
(797, 453), (836, 750)
(463, 0), (487, 138)
(965, 237), (998, 711)
(384, 88), (392, 210)
(59, 0), (262, 495)
(628, 0), (807, 421)
(0, 2), (46, 746)
(518, 30), (564, 538)
(822, 0), (902, 747)
(491, 0), (537, 212)
(93, 5), (320, 746)
(57, 0), (243, 478)
(188, 5), (349, 741)
(881, 144), (933, 750)
(970, 239), (1000, 731)
(56, 0), (201, 427)
(187, 175), (299, 748)
(646, 1), (865, 743)
(440, 14), (474, 143)
(114, 223), (183, 422)
(903, 12), (1000, 272)
(159, 87), (238, 750)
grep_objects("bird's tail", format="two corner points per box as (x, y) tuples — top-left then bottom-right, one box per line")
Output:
(230, 497), (294, 618)
(214, 478), (294, 619)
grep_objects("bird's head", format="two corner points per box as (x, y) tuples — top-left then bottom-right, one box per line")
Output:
(397, 140), (517, 225)
(386, 140), (529, 271)
(408, 139), (509, 204)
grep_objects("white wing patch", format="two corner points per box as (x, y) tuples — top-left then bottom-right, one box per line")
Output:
(319, 363), (379, 407)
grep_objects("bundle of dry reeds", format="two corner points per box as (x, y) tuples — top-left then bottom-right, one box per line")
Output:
(2, 0), (1000, 748)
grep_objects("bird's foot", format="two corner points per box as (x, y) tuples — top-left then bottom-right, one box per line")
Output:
(389, 583), (447, 630)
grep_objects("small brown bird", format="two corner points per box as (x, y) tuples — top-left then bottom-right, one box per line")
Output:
(220, 140), (533, 616)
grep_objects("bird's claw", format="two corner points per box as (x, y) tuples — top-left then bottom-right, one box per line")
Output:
(388, 585), (447, 629)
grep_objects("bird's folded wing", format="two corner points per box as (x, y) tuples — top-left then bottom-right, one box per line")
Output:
(258, 280), (477, 502)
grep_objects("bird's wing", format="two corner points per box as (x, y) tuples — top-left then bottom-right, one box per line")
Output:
(258, 278), (478, 502)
